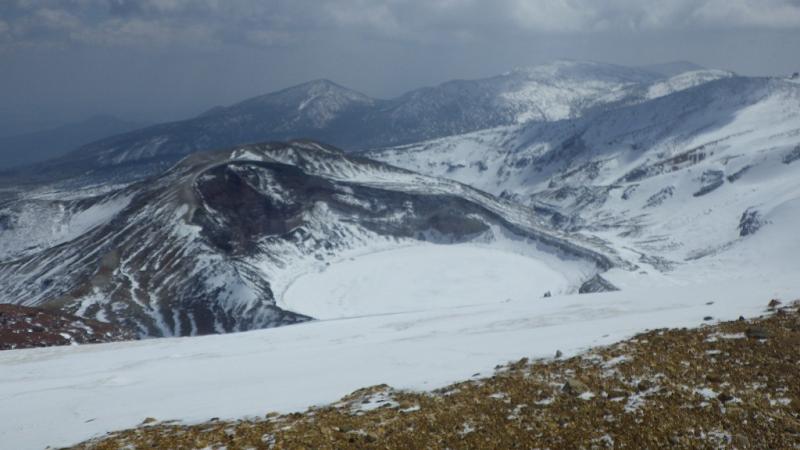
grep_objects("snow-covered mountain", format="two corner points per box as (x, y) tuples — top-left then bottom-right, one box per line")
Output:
(370, 75), (800, 282)
(7, 61), (731, 188)
(0, 140), (621, 337)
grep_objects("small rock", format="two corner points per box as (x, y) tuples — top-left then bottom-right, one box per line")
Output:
(738, 316), (746, 321)
(745, 327), (769, 339)
(555, 350), (563, 358)
(726, 406), (743, 416)
(562, 378), (590, 396)
(706, 374), (722, 383)
(703, 316), (713, 321)
(141, 417), (157, 424)
(706, 301), (714, 305)
(768, 299), (782, 309)
(733, 434), (750, 448)
(717, 392), (734, 403)
(637, 380), (653, 392)
(607, 389), (628, 399)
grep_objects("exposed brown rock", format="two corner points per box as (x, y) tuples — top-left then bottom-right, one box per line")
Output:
(0, 303), (136, 350)
(745, 326), (770, 339)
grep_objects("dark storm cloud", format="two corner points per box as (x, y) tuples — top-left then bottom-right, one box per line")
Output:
(1, 0), (799, 135)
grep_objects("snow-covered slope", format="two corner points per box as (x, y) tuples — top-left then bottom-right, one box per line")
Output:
(2, 275), (797, 450)
(0, 140), (618, 337)
(370, 76), (800, 282)
(642, 69), (733, 100)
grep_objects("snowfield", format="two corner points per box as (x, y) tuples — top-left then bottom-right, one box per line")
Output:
(280, 243), (578, 319)
(1, 274), (798, 450)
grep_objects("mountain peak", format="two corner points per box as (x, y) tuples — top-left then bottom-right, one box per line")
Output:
(505, 60), (659, 84)
(235, 78), (375, 110)
(639, 61), (707, 77)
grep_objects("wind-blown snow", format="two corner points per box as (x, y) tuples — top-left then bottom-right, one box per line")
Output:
(0, 275), (797, 450)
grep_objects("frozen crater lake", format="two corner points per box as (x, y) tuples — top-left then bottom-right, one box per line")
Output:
(280, 243), (582, 319)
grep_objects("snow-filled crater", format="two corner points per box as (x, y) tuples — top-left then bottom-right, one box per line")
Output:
(281, 243), (574, 319)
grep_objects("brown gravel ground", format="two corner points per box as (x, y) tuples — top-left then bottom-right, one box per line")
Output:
(0, 303), (136, 350)
(69, 300), (800, 449)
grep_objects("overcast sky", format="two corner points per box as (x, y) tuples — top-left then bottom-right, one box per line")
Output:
(1, 0), (799, 135)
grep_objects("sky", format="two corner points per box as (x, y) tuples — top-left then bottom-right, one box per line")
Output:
(1, 0), (799, 136)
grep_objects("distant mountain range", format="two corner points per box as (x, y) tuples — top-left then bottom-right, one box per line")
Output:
(0, 115), (145, 170)
(3, 61), (732, 187)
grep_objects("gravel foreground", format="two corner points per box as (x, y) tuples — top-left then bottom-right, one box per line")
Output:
(69, 299), (800, 449)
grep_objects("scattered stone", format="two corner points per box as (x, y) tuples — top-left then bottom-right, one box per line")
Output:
(607, 389), (628, 399)
(578, 275), (619, 294)
(706, 374), (722, 384)
(717, 392), (734, 403)
(738, 208), (765, 237)
(636, 380), (653, 392)
(745, 327), (769, 339)
(555, 350), (563, 358)
(733, 434), (751, 448)
(563, 378), (590, 396)
(768, 299), (782, 309)
(703, 316), (713, 321)
(693, 170), (724, 197)
(783, 144), (800, 165)
(141, 417), (157, 425)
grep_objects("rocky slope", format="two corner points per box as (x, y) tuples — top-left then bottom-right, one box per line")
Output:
(0, 140), (618, 337)
(69, 299), (800, 449)
(0, 303), (135, 350)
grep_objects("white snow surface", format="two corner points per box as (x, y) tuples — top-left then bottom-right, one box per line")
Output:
(1, 274), (797, 450)
(281, 243), (578, 319)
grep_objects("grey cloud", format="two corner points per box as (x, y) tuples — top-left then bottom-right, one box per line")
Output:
(2, 0), (800, 51)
